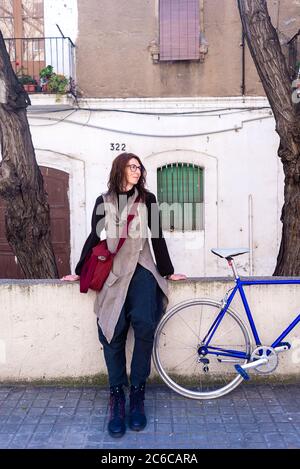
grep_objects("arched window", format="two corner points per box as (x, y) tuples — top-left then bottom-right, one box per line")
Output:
(157, 163), (204, 231)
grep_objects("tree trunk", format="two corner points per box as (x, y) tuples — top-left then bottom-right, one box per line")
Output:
(237, 0), (300, 275)
(0, 30), (58, 278)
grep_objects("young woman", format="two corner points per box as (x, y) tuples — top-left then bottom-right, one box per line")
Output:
(62, 153), (186, 438)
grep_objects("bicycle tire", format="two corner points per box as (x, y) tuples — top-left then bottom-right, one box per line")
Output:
(153, 298), (251, 399)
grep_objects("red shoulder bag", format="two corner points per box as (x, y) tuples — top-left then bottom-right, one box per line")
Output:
(79, 194), (141, 293)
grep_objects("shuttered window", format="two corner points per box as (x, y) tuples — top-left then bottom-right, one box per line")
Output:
(159, 0), (200, 61)
(157, 163), (204, 231)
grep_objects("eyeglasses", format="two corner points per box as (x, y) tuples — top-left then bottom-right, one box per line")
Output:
(126, 164), (142, 173)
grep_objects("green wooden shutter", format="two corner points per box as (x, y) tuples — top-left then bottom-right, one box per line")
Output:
(157, 163), (203, 231)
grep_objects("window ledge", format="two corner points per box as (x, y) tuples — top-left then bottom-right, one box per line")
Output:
(149, 40), (208, 64)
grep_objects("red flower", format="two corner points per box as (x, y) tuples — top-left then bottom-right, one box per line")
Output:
(15, 61), (20, 66)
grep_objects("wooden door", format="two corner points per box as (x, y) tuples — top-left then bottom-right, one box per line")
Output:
(0, 166), (71, 278)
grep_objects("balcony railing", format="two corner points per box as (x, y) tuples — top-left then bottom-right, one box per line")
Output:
(288, 29), (300, 80)
(4, 36), (76, 96)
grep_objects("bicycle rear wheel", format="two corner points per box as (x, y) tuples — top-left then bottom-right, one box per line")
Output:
(153, 298), (251, 399)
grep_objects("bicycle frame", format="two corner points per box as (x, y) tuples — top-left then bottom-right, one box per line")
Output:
(202, 261), (300, 361)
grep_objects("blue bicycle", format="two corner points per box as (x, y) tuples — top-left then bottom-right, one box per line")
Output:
(153, 248), (300, 399)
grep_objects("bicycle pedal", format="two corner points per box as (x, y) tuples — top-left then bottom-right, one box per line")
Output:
(277, 342), (291, 350)
(235, 364), (250, 381)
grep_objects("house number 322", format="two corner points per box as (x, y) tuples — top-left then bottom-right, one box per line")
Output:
(110, 143), (126, 151)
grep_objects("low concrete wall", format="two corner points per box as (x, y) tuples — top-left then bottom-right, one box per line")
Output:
(0, 278), (299, 382)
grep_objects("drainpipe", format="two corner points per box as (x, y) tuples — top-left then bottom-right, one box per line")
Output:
(241, 30), (246, 96)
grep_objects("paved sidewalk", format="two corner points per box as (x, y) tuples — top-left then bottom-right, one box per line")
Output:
(0, 382), (300, 449)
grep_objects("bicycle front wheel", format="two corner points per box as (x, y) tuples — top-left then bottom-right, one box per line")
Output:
(153, 298), (251, 399)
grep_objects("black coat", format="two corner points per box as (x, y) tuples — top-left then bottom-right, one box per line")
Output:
(75, 187), (174, 277)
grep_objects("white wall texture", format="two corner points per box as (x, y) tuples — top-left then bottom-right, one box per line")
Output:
(44, 0), (78, 41)
(27, 95), (284, 278)
(0, 279), (299, 381)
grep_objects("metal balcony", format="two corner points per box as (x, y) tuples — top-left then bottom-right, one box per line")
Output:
(4, 36), (76, 96)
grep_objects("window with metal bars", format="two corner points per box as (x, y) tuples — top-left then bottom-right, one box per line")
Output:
(157, 163), (204, 231)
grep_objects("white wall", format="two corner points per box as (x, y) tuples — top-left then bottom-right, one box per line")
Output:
(0, 279), (299, 381)
(27, 95), (284, 277)
(43, 0), (78, 77)
(44, 0), (78, 41)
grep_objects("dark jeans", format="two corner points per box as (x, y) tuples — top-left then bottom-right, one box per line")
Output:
(97, 263), (164, 387)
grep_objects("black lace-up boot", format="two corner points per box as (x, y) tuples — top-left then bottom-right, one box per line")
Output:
(108, 385), (126, 438)
(129, 383), (147, 431)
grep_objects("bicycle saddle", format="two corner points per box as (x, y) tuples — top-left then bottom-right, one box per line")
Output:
(211, 248), (250, 259)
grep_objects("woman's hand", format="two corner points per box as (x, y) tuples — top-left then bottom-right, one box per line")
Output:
(166, 273), (187, 281)
(61, 274), (80, 282)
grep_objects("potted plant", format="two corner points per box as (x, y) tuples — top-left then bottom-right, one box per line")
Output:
(47, 73), (69, 94)
(39, 65), (54, 91)
(15, 64), (27, 78)
(34, 76), (42, 92)
(39, 64), (53, 80)
(18, 74), (37, 92)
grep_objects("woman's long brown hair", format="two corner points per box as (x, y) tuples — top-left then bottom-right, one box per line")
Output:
(106, 153), (149, 202)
